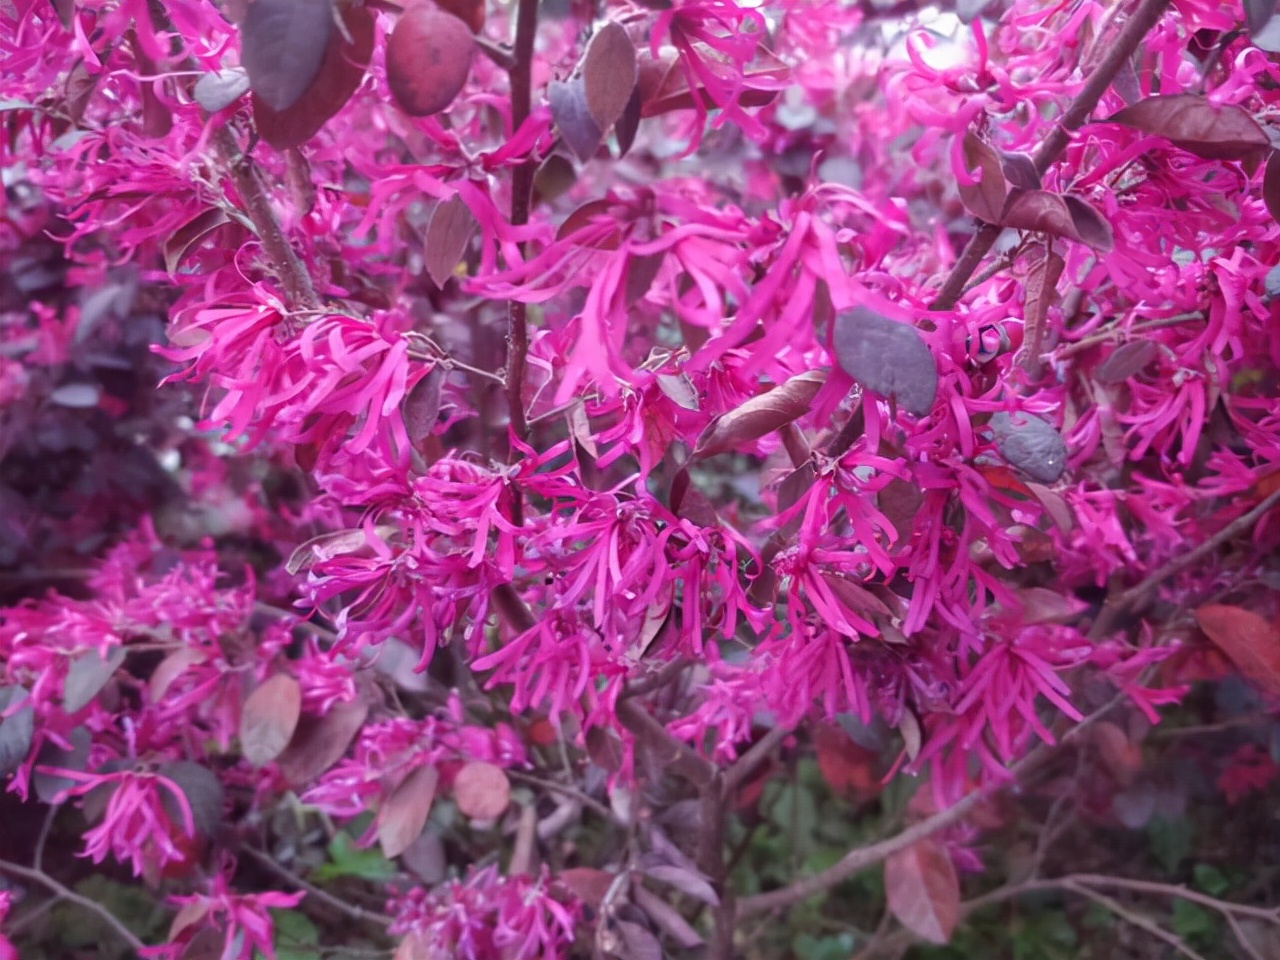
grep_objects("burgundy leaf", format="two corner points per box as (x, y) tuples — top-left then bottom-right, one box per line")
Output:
(158, 760), (225, 838)
(582, 21), (637, 133)
(64, 647), (126, 713)
(1000, 188), (1075, 238)
(1108, 94), (1270, 161)
(276, 700), (368, 787)
(0, 686), (34, 777)
(957, 131), (1007, 223)
(533, 153), (577, 205)
(1095, 339), (1158, 383)
(1195, 604), (1280, 696)
(999, 149), (1041, 190)
(831, 308), (937, 416)
(1062, 195), (1114, 251)
(633, 883), (704, 948)
(434, 0), (485, 32)
(615, 84), (642, 156)
(403, 366), (445, 443)
(240, 673), (302, 766)
(254, 5), (375, 149)
(32, 726), (91, 802)
(557, 867), (615, 909)
(423, 194), (476, 288)
(885, 839), (960, 945)
(625, 252), (664, 306)
(1264, 150), (1280, 225)
(642, 864), (720, 905)
(615, 920), (663, 960)
(694, 370), (824, 458)
(385, 5), (474, 117)
(240, 0), (332, 112)
(1022, 246), (1065, 368)
(638, 45), (786, 118)
(990, 411), (1068, 483)
(454, 760), (511, 820)
(164, 208), (232, 275)
(378, 764), (440, 858)
(549, 78), (603, 162)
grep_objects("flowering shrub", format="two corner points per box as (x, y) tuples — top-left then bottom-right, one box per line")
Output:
(3, 0), (1280, 956)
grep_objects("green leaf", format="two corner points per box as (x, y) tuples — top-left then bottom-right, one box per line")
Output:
(1172, 899), (1217, 944)
(1193, 863), (1230, 896)
(312, 831), (397, 882)
(1147, 816), (1193, 876)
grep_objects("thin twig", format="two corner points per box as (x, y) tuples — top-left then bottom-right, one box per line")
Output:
(1064, 881), (1209, 960)
(1088, 487), (1280, 639)
(615, 699), (714, 788)
(240, 846), (393, 928)
(722, 725), (790, 795)
(929, 0), (1173, 311)
(0, 858), (147, 952)
(506, 769), (617, 822)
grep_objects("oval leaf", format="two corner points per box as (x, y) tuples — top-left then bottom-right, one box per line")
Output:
(378, 764), (440, 858)
(582, 21), (637, 132)
(158, 760), (225, 838)
(194, 67), (251, 113)
(276, 700), (368, 787)
(1095, 339), (1157, 383)
(403, 366), (445, 443)
(33, 727), (92, 802)
(1062, 195), (1114, 252)
(423, 194), (476, 288)
(1195, 604), (1280, 696)
(885, 839), (960, 945)
(831, 308), (937, 416)
(1002, 189), (1112, 249)
(64, 647), (126, 713)
(454, 760), (511, 820)
(694, 371), (824, 458)
(549, 78), (603, 162)
(1108, 95), (1270, 161)
(254, 4), (375, 149)
(240, 673), (302, 766)
(0, 686), (35, 777)
(990, 411), (1068, 483)
(957, 132), (1007, 223)
(385, 6), (474, 117)
(240, 0), (332, 112)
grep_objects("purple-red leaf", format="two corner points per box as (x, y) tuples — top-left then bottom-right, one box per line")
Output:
(276, 700), (368, 787)
(694, 370), (824, 458)
(957, 132), (1007, 223)
(158, 760), (224, 838)
(633, 883), (704, 948)
(385, 5), (474, 117)
(990, 411), (1068, 483)
(885, 839), (960, 945)
(240, 673), (302, 767)
(1001, 190), (1113, 250)
(642, 864), (720, 905)
(253, 5), (375, 149)
(999, 149), (1041, 190)
(1062, 195), (1115, 251)
(403, 366), (444, 443)
(1108, 94), (1270, 161)
(32, 727), (92, 802)
(1195, 604), (1280, 696)
(240, 0), (332, 112)
(454, 760), (511, 820)
(423, 194), (476, 288)
(832, 309), (937, 416)
(1095, 339), (1157, 383)
(378, 764), (439, 858)
(1264, 150), (1280, 225)
(582, 21), (637, 133)
(549, 78), (603, 162)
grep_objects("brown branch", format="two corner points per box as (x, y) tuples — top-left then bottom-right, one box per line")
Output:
(0, 858), (147, 952)
(722, 725), (790, 794)
(929, 0), (1172, 311)
(1088, 487), (1280, 639)
(615, 699), (714, 789)
(503, 0), (541, 457)
(241, 846), (392, 928)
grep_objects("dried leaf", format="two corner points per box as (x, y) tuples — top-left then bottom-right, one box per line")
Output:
(240, 673), (302, 766)
(549, 78), (603, 162)
(158, 760), (225, 838)
(164, 208), (232, 274)
(423, 194), (476, 288)
(1108, 94), (1270, 161)
(454, 760), (511, 820)
(1195, 604), (1280, 696)
(694, 370), (824, 458)
(957, 132), (1007, 222)
(240, 0), (332, 112)
(1095, 340), (1157, 383)
(582, 21), (637, 132)
(193, 67), (251, 113)
(831, 308), (937, 416)
(990, 411), (1068, 483)
(378, 764), (440, 858)
(276, 700), (368, 787)
(385, 6), (474, 116)
(642, 864), (720, 905)
(254, 5), (375, 149)
(885, 839), (960, 945)
(0, 686), (35, 777)
(33, 727), (92, 802)
(64, 647), (126, 713)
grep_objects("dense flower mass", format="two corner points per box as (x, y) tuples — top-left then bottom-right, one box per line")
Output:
(3, 0), (1280, 955)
